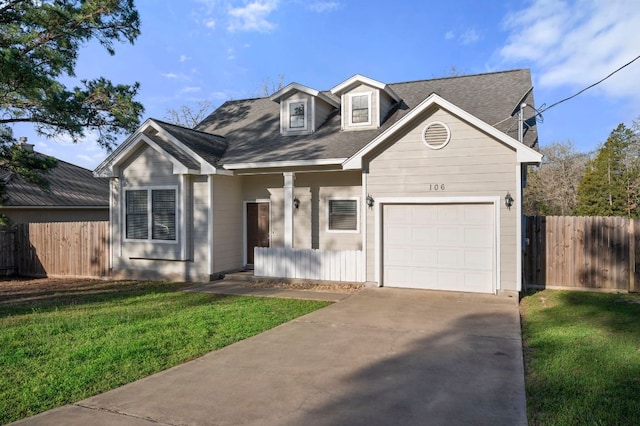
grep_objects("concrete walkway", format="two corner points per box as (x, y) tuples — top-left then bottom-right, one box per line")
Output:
(14, 287), (526, 426)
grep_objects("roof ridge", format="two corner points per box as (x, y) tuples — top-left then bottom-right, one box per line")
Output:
(152, 118), (227, 139)
(387, 68), (529, 87)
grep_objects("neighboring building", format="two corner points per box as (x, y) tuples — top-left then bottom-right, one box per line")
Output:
(95, 69), (542, 294)
(0, 141), (109, 223)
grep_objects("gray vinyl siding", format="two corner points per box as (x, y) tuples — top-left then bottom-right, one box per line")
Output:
(314, 98), (335, 130)
(343, 83), (379, 131)
(112, 145), (208, 281)
(212, 175), (243, 273)
(365, 108), (519, 291)
(294, 172), (362, 250)
(378, 90), (394, 125)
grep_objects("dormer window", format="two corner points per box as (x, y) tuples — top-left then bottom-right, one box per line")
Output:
(350, 93), (370, 124)
(289, 101), (306, 129)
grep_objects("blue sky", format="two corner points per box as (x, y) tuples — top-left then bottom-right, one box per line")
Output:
(16, 0), (640, 170)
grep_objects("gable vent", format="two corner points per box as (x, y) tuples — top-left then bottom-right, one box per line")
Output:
(422, 122), (451, 150)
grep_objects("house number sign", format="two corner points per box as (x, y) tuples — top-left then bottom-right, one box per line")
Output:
(429, 184), (445, 191)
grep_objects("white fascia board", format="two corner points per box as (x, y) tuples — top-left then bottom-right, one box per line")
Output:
(223, 158), (347, 170)
(270, 83), (339, 108)
(330, 74), (401, 103)
(149, 120), (229, 175)
(343, 93), (543, 169)
(94, 118), (154, 177)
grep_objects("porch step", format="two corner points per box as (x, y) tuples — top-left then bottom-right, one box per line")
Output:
(220, 269), (367, 288)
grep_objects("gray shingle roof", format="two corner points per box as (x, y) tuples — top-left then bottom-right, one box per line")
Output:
(144, 132), (201, 171)
(1, 154), (108, 207)
(153, 120), (228, 166)
(191, 69), (538, 165)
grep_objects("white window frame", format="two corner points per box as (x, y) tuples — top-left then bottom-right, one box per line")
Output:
(326, 197), (360, 233)
(285, 98), (308, 131)
(347, 92), (372, 126)
(123, 185), (179, 244)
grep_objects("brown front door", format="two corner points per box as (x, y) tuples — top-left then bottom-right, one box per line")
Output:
(246, 202), (270, 264)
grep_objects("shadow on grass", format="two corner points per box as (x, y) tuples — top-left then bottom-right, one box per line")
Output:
(0, 279), (217, 318)
(521, 290), (640, 425)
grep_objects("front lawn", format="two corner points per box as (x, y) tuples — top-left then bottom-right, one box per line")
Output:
(521, 290), (640, 425)
(0, 279), (330, 424)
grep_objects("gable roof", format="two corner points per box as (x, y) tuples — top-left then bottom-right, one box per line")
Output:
(331, 74), (401, 103)
(1, 153), (108, 208)
(343, 93), (542, 169)
(194, 69), (538, 167)
(94, 119), (229, 177)
(270, 83), (340, 108)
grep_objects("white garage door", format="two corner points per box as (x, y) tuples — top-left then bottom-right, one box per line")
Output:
(383, 203), (495, 293)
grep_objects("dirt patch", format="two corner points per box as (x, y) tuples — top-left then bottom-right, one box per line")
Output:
(247, 281), (363, 294)
(0, 277), (160, 305)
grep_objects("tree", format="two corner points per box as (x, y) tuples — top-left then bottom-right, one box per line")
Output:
(1, 0), (144, 171)
(576, 123), (640, 218)
(524, 141), (588, 216)
(164, 100), (213, 128)
(253, 74), (285, 97)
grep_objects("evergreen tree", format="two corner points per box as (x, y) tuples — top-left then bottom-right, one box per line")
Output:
(0, 0), (144, 183)
(576, 123), (640, 217)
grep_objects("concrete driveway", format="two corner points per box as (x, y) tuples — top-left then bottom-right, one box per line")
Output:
(14, 288), (526, 426)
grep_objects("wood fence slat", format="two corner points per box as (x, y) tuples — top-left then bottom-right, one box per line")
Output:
(525, 215), (639, 293)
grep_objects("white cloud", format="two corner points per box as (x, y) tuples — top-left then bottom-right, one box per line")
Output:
(227, 0), (279, 33)
(205, 19), (216, 28)
(227, 48), (236, 60)
(161, 72), (179, 79)
(307, 1), (339, 13)
(179, 55), (191, 63)
(444, 28), (481, 45)
(499, 0), (640, 99)
(459, 29), (480, 45)
(180, 86), (202, 93)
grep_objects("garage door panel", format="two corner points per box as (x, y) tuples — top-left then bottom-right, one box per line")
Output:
(383, 203), (494, 293)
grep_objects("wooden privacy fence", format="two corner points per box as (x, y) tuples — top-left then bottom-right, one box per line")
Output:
(524, 216), (640, 292)
(3, 221), (109, 278)
(0, 227), (16, 276)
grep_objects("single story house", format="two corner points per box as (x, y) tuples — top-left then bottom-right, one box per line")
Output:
(95, 69), (542, 294)
(1, 141), (109, 224)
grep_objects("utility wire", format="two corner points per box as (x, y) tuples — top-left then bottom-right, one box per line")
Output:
(539, 54), (640, 114)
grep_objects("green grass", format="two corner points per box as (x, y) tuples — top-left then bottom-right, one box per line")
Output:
(0, 281), (330, 424)
(521, 290), (640, 425)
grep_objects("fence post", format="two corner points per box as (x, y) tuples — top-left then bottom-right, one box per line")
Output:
(631, 219), (637, 292)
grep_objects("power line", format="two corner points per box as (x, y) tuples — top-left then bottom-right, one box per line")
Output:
(539, 54), (640, 114)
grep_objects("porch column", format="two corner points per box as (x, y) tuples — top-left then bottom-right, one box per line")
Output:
(283, 172), (294, 248)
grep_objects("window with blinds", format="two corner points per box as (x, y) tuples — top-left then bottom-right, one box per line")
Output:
(329, 199), (358, 231)
(125, 188), (176, 241)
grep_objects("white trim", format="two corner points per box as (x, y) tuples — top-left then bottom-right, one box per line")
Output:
(421, 121), (451, 150)
(179, 175), (188, 260)
(109, 179), (115, 269)
(342, 93), (543, 169)
(330, 74), (401, 102)
(361, 172), (368, 281)
(223, 158), (346, 170)
(150, 121), (225, 175)
(326, 197), (360, 234)
(284, 172), (294, 248)
(347, 91), (372, 127)
(242, 199), (271, 266)
(270, 82), (339, 108)
(284, 98), (309, 132)
(208, 175), (214, 275)
(516, 165), (523, 292)
(374, 196), (501, 294)
(122, 185), (179, 245)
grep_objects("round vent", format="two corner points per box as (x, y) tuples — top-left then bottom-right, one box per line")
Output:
(422, 122), (451, 150)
